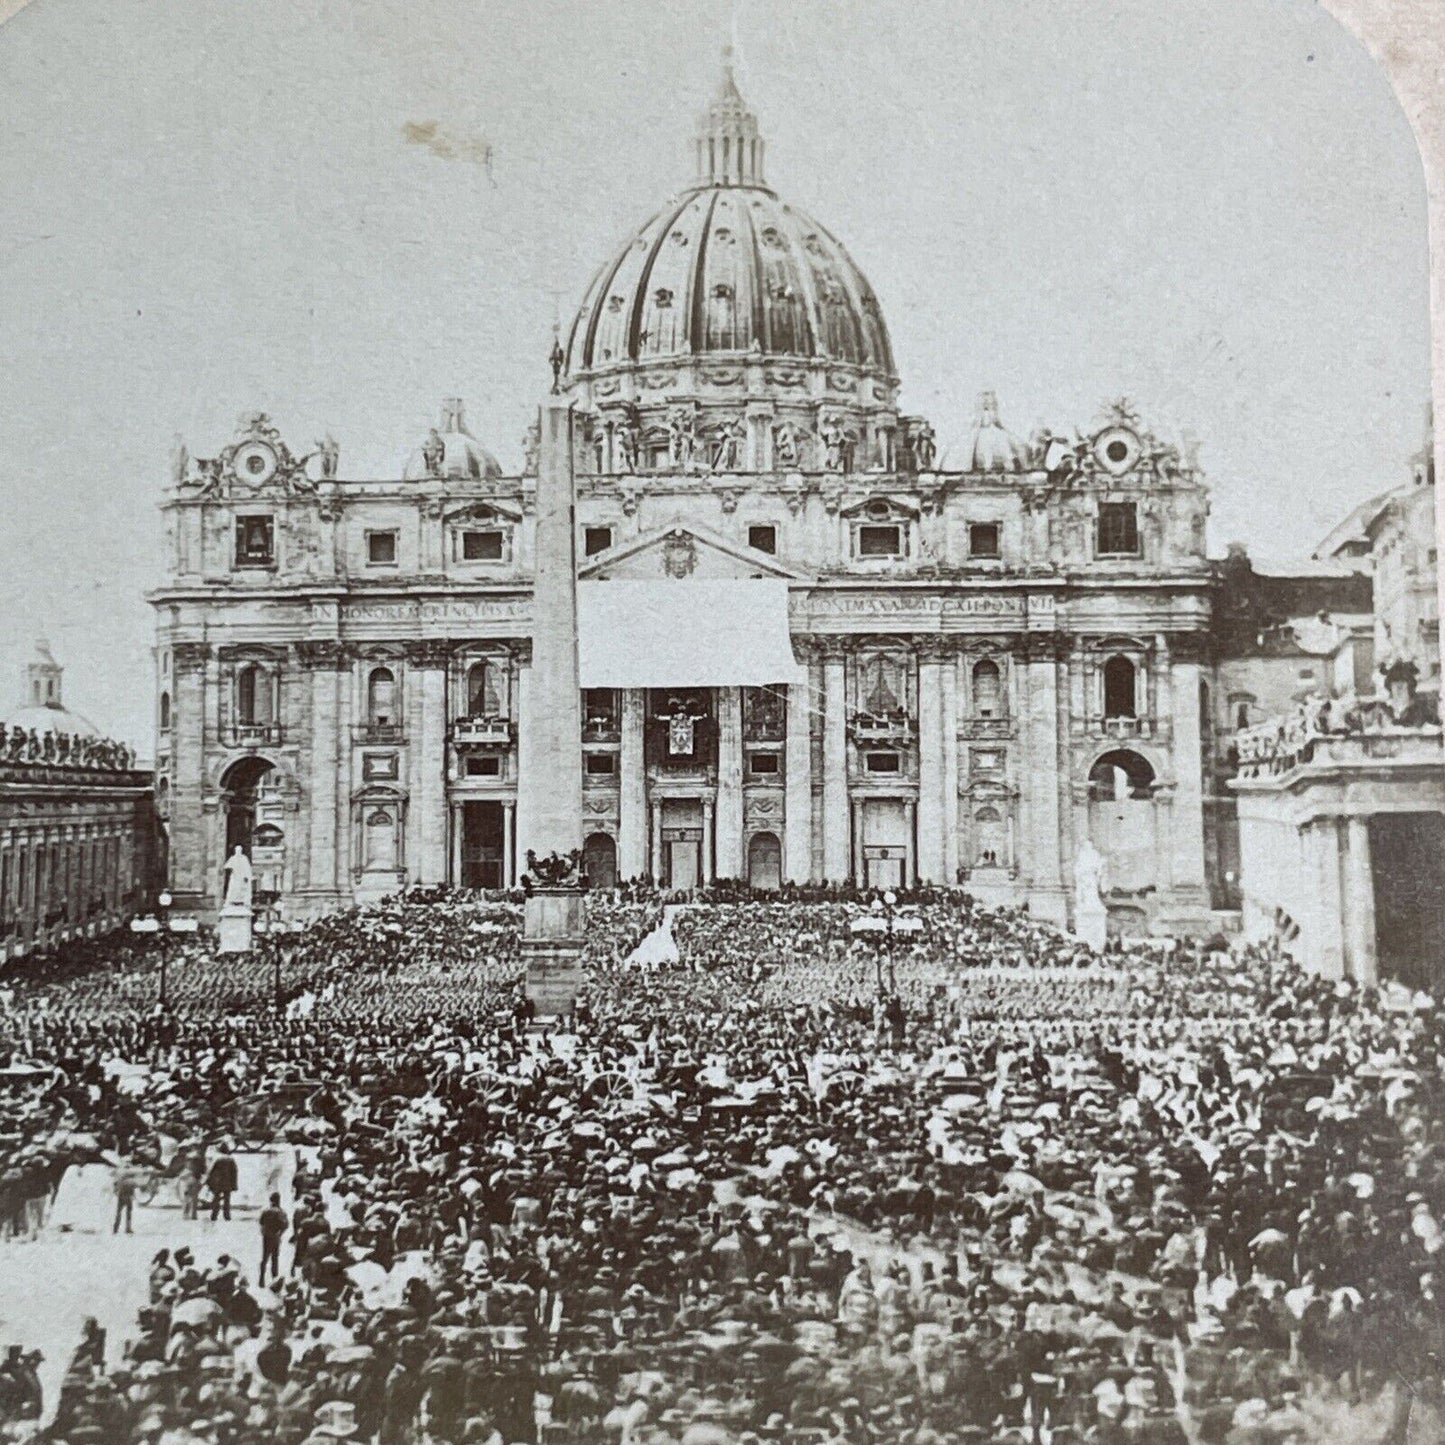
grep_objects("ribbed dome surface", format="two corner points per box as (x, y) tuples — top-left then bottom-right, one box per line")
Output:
(5, 703), (99, 739)
(566, 185), (894, 377)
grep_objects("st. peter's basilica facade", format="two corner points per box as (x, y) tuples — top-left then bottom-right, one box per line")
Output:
(151, 60), (1221, 934)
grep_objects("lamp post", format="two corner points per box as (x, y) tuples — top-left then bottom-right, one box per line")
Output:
(157, 890), (173, 1008)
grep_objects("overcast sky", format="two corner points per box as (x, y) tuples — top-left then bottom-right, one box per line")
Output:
(0, 0), (1429, 747)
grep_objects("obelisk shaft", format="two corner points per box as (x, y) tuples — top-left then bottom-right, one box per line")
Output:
(518, 401), (584, 864)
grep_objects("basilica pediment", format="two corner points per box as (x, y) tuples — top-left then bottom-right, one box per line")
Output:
(579, 521), (811, 582)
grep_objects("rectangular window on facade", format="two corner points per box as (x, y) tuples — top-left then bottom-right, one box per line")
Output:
(362, 753), (399, 782)
(857, 524), (902, 558)
(366, 530), (398, 565)
(465, 755), (501, 777)
(865, 751), (901, 773)
(462, 530), (505, 561)
(584, 526), (613, 557)
(235, 515), (275, 567)
(749, 752), (780, 776)
(969, 522), (1001, 559)
(748, 524), (777, 555)
(1096, 502), (1140, 556)
(585, 752), (616, 775)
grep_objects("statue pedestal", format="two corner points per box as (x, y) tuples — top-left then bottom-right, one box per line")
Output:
(522, 887), (585, 1018)
(217, 904), (253, 955)
(1073, 899), (1108, 952)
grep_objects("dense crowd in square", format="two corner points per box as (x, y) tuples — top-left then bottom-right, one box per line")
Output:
(0, 888), (1440, 1444)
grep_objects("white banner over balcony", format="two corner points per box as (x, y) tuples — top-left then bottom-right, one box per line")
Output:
(577, 580), (803, 688)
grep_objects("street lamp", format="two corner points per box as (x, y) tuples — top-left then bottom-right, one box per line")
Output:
(156, 891), (173, 1008)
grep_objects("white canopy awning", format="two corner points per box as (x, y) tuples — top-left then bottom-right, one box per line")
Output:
(577, 580), (803, 689)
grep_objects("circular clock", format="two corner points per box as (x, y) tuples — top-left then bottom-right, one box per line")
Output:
(1093, 426), (1141, 477)
(233, 440), (278, 486)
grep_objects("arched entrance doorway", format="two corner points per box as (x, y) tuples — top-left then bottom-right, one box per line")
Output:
(747, 831), (782, 891)
(1086, 749), (1158, 893)
(583, 832), (618, 890)
(220, 757), (276, 858)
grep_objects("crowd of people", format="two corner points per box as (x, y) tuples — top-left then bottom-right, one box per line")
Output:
(0, 888), (1440, 1443)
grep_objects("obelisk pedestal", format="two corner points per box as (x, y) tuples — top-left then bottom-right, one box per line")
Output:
(518, 400), (587, 1018)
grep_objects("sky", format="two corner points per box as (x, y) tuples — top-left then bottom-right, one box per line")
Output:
(0, 0), (1429, 748)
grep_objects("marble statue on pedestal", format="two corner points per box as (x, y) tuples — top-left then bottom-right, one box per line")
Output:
(218, 847), (255, 954)
(1072, 837), (1109, 951)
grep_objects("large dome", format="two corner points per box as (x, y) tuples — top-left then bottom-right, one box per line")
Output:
(564, 57), (894, 381)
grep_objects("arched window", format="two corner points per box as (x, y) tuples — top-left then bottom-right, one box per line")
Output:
(158, 691), (171, 731)
(367, 667), (396, 727)
(468, 661), (500, 717)
(1102, 655), (1137, 719)
(972, 659), (1002, 718)
(236, 665), (273, 725)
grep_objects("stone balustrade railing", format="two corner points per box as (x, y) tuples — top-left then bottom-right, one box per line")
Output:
(1232, 690), (1442, 780)
(1, 726), (137, 771)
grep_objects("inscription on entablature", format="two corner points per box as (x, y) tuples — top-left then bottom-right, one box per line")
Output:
(342, 598), (531, 625)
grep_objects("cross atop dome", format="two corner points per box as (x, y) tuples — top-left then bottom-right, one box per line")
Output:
(695, 45), (765, 188)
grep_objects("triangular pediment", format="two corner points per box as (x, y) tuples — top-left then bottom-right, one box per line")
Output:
(579, 520), (811, 582)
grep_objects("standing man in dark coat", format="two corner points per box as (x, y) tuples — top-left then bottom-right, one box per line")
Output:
(207, 1143), (239, 1221)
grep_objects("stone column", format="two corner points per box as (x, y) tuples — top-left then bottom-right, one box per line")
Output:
(406, 642), (450, 886)
(940, 648), (960, 884)
(821, 648), (850, 880)
(1311, 818), (1346, 979)
(1343, 815), (1378, 985)
(650, 800), (664, 881)
(715, 686), (744, 879)
(903, 799), (917, 885)
(619, 688), (648, 880)
(450, 803), (463, 885)
(169, 642), (210, 906)
(1168, 655), (1207, 902)
(503, 801), (516, 888)
(1020, 636), (1066, 923)
(851, 797), (866, 886)
(701, 796), (715, 884)
(784, 676), (813, 882)
(299, 640), (341, 900)
(916, 647), (945, 883)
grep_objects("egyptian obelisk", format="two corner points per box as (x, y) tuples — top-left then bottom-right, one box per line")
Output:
(517, 398), (587, 1016)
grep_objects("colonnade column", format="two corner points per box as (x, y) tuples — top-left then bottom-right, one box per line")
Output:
(701, 796), (715, 885)
(903, 799), (917, 886)
(619, 689), (648, 880)
(714, 686), (744, 879)
(821, 647), (850, 880)
(408, 641), (450, 886)
(1343, 815), (1377, 984)
(916, 646), (945, 883)
(503, 801), (516, 888)
(650, 799), (664, 883)
(784, 676), (813, 883)
(449, 802), (463, 886)
(169, 642), (209, 905)
(300, 638), (341, 901)
(1168, 652), (1207, 903)
(1019, 635), (1066, 923)
(1311, 818), (1346, 979)
(940, 646), (960, 884)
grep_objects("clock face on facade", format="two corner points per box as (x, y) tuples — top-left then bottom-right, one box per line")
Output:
(1093, 425), (1141, 477)
(233, 440), (279, 486)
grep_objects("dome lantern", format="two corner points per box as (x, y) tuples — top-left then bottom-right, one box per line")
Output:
(694, 46), (765, 188)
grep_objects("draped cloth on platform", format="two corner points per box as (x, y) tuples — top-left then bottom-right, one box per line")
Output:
(576, 580), (803, 688)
